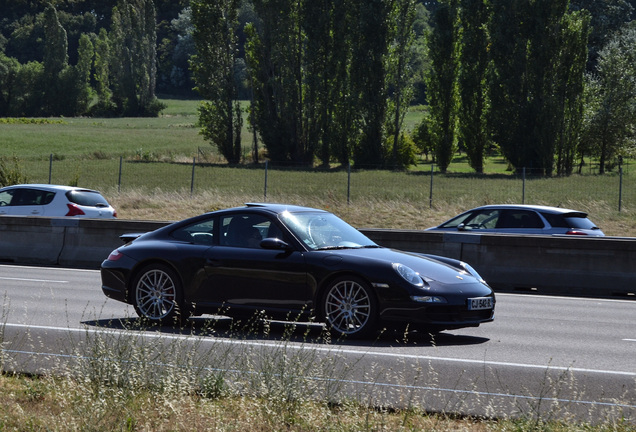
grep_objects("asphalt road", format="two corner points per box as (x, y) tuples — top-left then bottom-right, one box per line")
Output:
(1, 264), (634, 422)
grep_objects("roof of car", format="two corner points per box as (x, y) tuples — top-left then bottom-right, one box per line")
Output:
(473, 204), (585, 215)
(244, 202), (328, 214)
(0, 184), (99, 193)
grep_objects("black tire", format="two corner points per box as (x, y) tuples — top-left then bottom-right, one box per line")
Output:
(132, 263), (187, 324)
(322, 276), (378, 338)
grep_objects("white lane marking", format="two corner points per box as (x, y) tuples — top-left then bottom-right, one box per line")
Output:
(0, 264), (98, 273)
(624, 339), (636, 342)
(4, 322), (636, 377)
(0, 276), (68, 283)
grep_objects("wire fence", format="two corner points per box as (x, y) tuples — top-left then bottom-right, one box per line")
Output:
(23, 154), (635, 212)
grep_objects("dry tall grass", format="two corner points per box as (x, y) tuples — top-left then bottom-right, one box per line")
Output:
(108, 188), (636, 237)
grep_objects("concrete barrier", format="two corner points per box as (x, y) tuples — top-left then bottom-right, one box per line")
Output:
(1, 216), (634, 298)
(0, 216), (168, 268)
(362, 229), (636, 298)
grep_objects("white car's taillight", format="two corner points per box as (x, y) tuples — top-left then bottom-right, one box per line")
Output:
(66, 203), (85, 216)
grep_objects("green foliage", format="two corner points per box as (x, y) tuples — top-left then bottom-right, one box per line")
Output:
(456, 0), (490, 174)
(488, 0), (589, 175)
(190, 0), (243, 164)
(412, 116), (435, 160)
(0, 156), (29, 187)
(384, 132), (418, 170)
(425, 0), (459, 173)
(582, 23), (636, 174)
(111, 0), (162, 117)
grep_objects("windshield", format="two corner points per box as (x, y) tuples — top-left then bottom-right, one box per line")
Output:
(280, 211), (377, 250)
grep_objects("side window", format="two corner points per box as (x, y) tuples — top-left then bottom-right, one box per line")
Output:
(497, 210), (544, 229)
(0, 190), (14, 206)
(13, 189), (47, 206)
(171, 218), (215, 245)
(439, 211), (478, 228)
(464, 209), (500, 229)
(221, 214), (271, 248)
(42, 192), (56, 205)
(541, 212), (566, 228)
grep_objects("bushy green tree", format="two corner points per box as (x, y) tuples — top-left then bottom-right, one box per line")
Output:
(0, 156), (29, 187)
(582, 23), (636, 174)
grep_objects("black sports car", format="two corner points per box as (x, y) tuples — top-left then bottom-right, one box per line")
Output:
(101, 203), (495, 337)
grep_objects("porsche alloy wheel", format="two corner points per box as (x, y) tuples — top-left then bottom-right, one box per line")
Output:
(323, 276), (377, 337)
(133, 264), (184, 323)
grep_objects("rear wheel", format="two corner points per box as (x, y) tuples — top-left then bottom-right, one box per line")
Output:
(132, 263), (187, 324)
(322, 276), (377, 338)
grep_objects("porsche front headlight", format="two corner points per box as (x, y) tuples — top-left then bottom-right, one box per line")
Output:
(459, 261), (489, 286)
(392, 263), (424, 287)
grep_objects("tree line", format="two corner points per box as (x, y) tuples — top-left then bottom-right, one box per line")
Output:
(1, 0), (635, 174)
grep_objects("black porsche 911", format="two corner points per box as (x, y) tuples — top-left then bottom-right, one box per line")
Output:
(101, 203), (495, 337)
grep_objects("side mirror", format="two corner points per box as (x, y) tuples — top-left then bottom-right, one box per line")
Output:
(457, 223), (467, 231)
(260, 237), (291, 250)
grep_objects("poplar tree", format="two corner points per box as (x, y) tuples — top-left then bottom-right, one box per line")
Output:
(488, 0), (588, 175)
(425, 0), (459, 173)
(190, 0), (243, 164)
(111, 0), (162, 116)
(387, 0), (418, 169)
(245, 0), (307, 164)
(457, 0), (489, 173)
(350, 0), (392, 168)
(43, 4), (68, 116)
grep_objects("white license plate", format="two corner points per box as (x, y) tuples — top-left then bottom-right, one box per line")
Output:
(468, 297), (493, 310)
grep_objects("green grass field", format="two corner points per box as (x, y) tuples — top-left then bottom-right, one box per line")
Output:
(2, 98), (635, 235)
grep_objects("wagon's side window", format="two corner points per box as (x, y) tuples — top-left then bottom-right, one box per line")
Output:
(171, 218), (215, 245)
(497, 210), (544, 229)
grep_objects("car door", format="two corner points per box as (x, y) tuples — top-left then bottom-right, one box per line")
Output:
(5, 188), (46, 216)
(493, 209), (545, 234)
(198, 213), (310, 316)
(0, 189), (14, 215)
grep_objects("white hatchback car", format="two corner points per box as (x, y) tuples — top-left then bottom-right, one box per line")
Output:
(0, 184), (117, 218)
(427, 204), (604, 236)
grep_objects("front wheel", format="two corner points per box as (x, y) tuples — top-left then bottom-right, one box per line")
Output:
(322, 276), (377, 338)
(132, 263), (187, 324)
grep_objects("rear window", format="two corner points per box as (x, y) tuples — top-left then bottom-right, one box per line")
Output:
(541, 212), (596, 229)
(65, 190), (110, 207)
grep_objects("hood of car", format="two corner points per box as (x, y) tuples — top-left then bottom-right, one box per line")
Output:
(312, 246), (481, 286)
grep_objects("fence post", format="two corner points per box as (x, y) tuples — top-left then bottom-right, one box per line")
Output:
(429, 164), (434, 208)
(522, 167), (526, 204)
(264, 161), (268, 202)
(48, 154), (53, 184)
(190, 157), (196, 196)
(347, 163), (351, 205)
(118, 156), (123, 193)
(619, 165), (623, 212)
